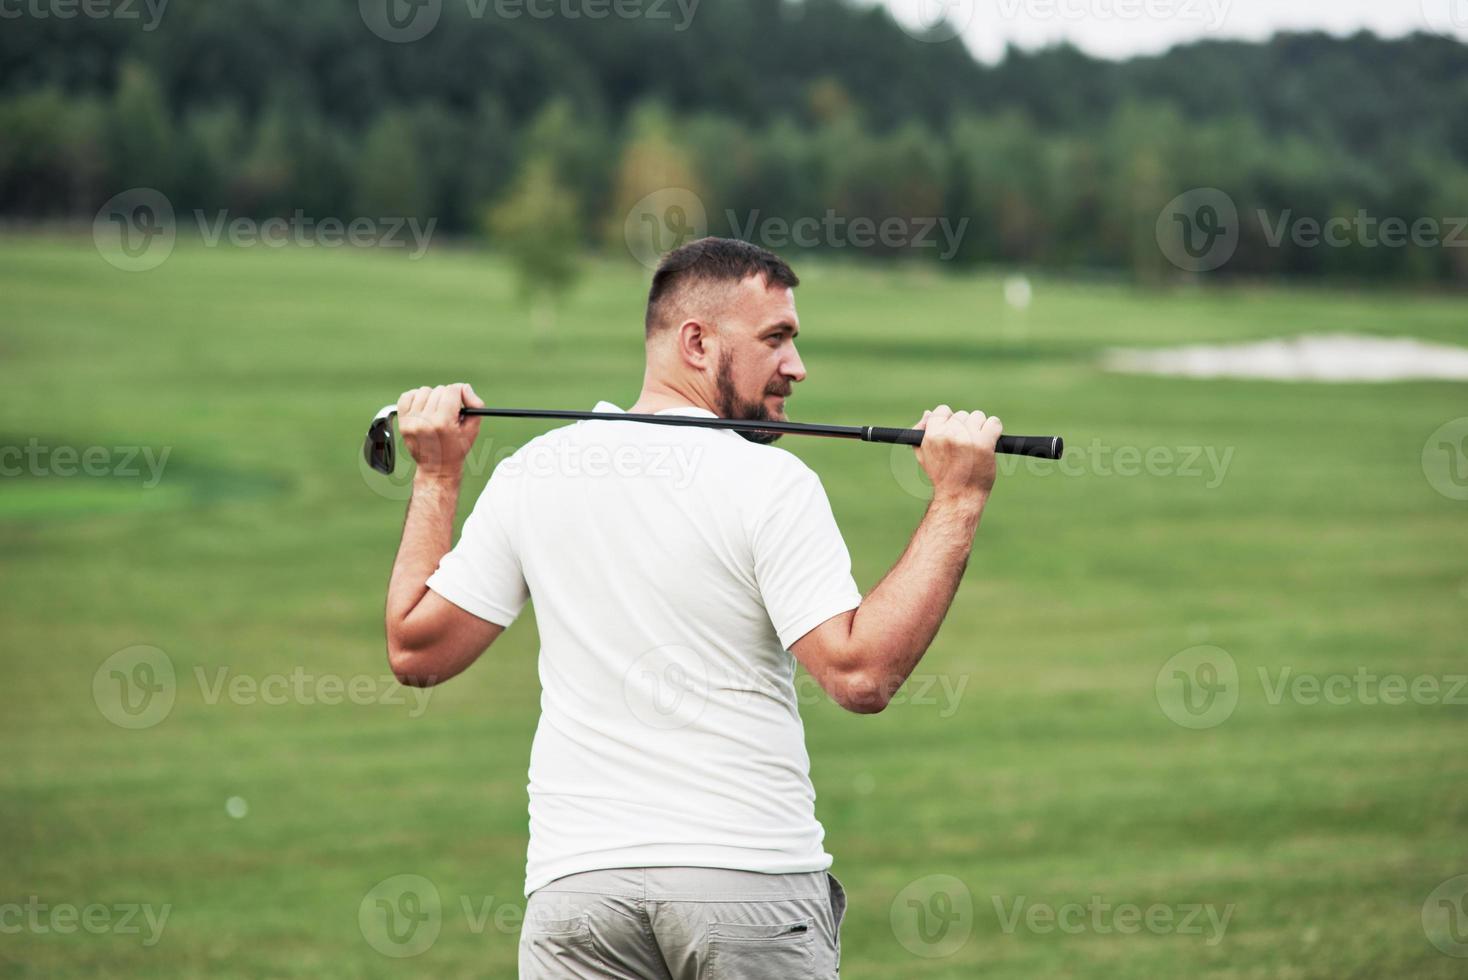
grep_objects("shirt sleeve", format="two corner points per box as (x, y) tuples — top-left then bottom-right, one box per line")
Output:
(425, 461), (530, 628)
(751, 459), (863, 650)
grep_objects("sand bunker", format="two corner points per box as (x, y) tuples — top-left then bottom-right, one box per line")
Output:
(1103, 333), (1468, 382)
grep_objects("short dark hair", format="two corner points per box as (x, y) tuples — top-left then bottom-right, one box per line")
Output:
(645, 237), (799, 337)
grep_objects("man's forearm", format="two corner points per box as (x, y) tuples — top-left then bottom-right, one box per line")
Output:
(845, 490), (987, 690)
(386, 473), (462, 648)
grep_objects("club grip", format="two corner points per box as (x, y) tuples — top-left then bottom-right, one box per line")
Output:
(864, 426), (1064, 460)
(997, 435), (1065, 459)
(865, 426), (925, 446)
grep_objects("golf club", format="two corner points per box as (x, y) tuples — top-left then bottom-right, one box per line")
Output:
(363, 404), (1064, 475)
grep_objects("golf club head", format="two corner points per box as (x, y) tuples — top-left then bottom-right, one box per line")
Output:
(364, 404), (397, 475)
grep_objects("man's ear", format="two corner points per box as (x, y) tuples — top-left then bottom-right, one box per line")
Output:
(676, 319), (711, 369)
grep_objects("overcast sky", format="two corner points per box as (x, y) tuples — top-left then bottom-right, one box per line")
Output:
(879, 0), (1468, 63)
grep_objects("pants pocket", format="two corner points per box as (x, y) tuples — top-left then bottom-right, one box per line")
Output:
(826, 874), (847, 974)
(707, 918), (816, 980)
(519, 908), (603, 978)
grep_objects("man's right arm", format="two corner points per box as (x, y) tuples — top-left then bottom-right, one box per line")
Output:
(384, 383), (508, 687)
(790, 405), (1000, 713)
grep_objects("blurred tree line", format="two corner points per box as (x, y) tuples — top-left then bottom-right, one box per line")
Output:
(2, 0), (1467, 282)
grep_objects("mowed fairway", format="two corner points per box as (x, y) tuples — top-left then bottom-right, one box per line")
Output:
(1, 235), (1464, 979)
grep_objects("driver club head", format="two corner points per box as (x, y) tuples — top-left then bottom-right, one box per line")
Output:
(364, 404), (398, 475)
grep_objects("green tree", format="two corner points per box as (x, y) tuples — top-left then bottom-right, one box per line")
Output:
(176, 103), (246, 215)
(456, 95), (518, 232)
(355, 110), (430, 221)
(486, 155), (583, 348)
(607, 103), (706, 259)
(108, 61), (174, 194)
(523, 98), (612, 245)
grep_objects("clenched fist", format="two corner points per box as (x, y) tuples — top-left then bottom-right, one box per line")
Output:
(913, 404), (1002, 500)
(397, 383), (485, 480)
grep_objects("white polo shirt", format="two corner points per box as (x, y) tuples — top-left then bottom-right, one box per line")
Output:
(425, 401), (864, 895)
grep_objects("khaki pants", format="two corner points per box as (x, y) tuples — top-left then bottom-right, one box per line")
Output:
(519, 867), (848, 979)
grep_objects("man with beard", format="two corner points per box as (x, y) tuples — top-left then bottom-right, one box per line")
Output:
(383, 237), (1003, 978)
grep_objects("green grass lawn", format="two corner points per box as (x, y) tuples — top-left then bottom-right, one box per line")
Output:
(1, 235), (1465, 978)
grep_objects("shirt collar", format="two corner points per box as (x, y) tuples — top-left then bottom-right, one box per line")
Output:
(593, 401), (718, 419)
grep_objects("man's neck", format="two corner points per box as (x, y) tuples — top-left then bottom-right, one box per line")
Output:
(628, 379), (716, 416)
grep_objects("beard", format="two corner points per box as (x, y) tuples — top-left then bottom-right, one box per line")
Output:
(715, 351), (791, 445)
